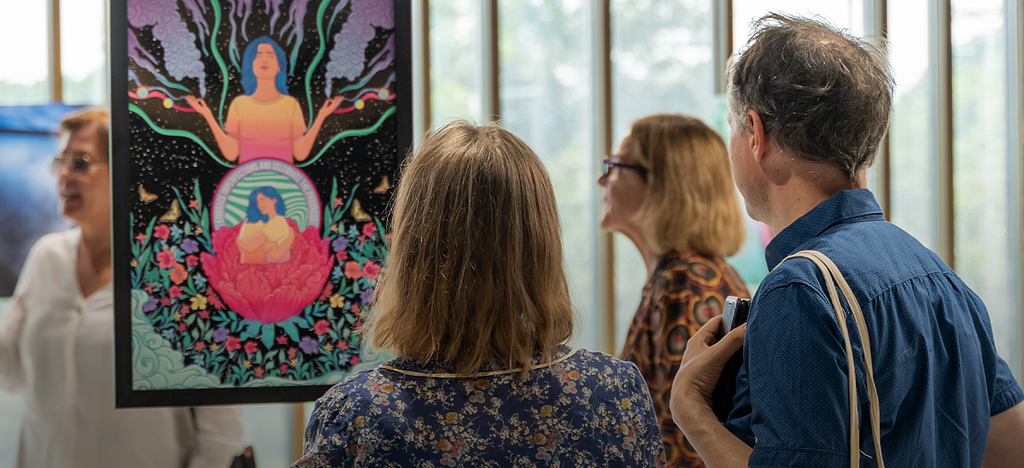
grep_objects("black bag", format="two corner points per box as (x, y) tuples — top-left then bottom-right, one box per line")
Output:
(711, 297), (749, 422)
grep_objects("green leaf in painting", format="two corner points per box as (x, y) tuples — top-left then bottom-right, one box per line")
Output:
(261, 324), (276, 350)
(281, 321), (300, 342)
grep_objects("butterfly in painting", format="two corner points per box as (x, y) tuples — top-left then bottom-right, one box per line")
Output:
(139, 186), (158, 203)
(159, 199), (181, 222)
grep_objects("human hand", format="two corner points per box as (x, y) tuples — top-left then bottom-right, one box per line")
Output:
(185, 95), (213, 119)
(317, 96), (342, 119)
(670, 315), (746, 429)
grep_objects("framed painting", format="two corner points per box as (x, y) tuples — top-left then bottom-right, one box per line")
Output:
(110, 0), (411, 406)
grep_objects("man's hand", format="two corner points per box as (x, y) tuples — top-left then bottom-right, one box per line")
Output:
(670, 315), (746, 429)
(668, 315), (753, 468)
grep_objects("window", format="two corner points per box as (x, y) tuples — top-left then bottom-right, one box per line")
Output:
(952, 0), (1020, 379)
(0, 2), (49, 105)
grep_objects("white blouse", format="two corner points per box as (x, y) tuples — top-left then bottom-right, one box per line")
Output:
(0, 229), (242, 468)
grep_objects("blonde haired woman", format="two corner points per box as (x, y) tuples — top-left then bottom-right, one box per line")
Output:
(599, 114), (749, 467)
(294, 122), (666, 467)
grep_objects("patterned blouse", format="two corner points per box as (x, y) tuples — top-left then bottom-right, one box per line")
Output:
(293, 346), (667, 467)
(620, 251), (749, 468)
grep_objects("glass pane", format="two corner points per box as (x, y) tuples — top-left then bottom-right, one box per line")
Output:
(888, 0), (939, 251)
(952, 0), (1019, 379)
(733, 0), (865, 51)
(429, 0), (484, 124)
(499, 0), (600, 352)
(60, 0), (108, 105)
(241, 404), (298, 467)
(0, 2), (49, 104)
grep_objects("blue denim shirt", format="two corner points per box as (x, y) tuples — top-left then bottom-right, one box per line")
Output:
(725, 189), (1023, 467)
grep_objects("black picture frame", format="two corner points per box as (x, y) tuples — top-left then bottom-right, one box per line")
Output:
(111, 0), (411, 407)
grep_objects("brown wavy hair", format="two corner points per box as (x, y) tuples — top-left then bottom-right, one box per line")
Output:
(368, 121), (574, 374)
(629, 114), (746, 257)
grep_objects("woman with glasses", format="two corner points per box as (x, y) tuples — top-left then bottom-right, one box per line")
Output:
(0, 107), (243, 467)
(598, 114), (749, 468)
(293, 122), (666, 467)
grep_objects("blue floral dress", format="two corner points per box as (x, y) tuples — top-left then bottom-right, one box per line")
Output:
(292, 346), (667, 467)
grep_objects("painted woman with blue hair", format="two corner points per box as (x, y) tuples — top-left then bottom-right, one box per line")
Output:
(236, 186), (296, 264)
(186, 37), (341, 164)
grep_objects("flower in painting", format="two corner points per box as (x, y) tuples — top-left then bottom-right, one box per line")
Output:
(337, 340), (348, 351)
(189, 199), (199, 209)
(186, 255), (199, 267)
(156, 249), (177, 269)
(361, 261), (381, 280)
(385, 233), (392, 244)
(276, 335), (288, 345)
(198, 310), (210, 319)
(362, 223), (377, 238)
(335, 250), (348, 262)
(350, 356), (361, 365)
(225, 336), (241, 352)
(314, 320), (330, 336)
(319, 282), (333, 302)
(170, 224), (184, 239)
(194, 341), (206, 351)
(170, 264), (188, 285)
(299, 337), (319, 354)
(161, 328), (175, 340)
(279, 363), (289, 374)
(190, 294), (207, 310)
(351, 303), (361, 314)
(360, 287), (375, 304)
(154, 225), (171, 240)
(329, 294), (345, 309)
(143, 297), (159, 312)
(181, 238), (200, 254)
(213, 327), (230, 343)
(344, 261), (362, 279)
(178, 322), (187, 332)
(168, 285), (183, 299)
(254, 366), (264, 378)
(135, 232), (148, 243)
(207, 291), (224, 310)
(179, 305), (191, 317)
(160, 297), (171, 306)
(332, 236), (349, 252)
(194, 274), (207, 289)
(287, 347), (297, 359)
(243, 340), (258, 354)
(331, 265), (344, 282)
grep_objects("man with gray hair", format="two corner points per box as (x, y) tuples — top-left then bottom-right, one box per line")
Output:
(670, 13), (1024, 467)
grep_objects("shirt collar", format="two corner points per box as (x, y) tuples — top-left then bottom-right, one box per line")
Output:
(764, 189), (884, 270)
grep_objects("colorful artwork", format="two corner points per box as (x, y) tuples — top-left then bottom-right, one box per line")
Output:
(111, 0), (410, 406)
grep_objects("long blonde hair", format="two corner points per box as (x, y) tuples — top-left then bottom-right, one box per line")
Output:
(368, 121), (574, 374)
(630, 114), (745, 257)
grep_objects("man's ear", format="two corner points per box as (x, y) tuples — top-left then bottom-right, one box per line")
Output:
(747, 110), (769, 163)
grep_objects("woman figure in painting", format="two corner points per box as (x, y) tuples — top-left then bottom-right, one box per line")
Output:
(292, 122), (665, 467)
(237, 186), (296, 264)
(598, 114), (749, 467)
(186, 36), (342, 164)
(0, 107), (243, 467)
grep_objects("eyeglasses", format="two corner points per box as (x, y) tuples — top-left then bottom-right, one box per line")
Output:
(601, 158), (648, 178)
(50, 153), (101, 175)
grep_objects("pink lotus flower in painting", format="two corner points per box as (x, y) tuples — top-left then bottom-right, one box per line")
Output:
(200, 219), (333, 324)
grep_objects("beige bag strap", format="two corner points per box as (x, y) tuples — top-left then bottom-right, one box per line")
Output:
(781, 250), (885, 468)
